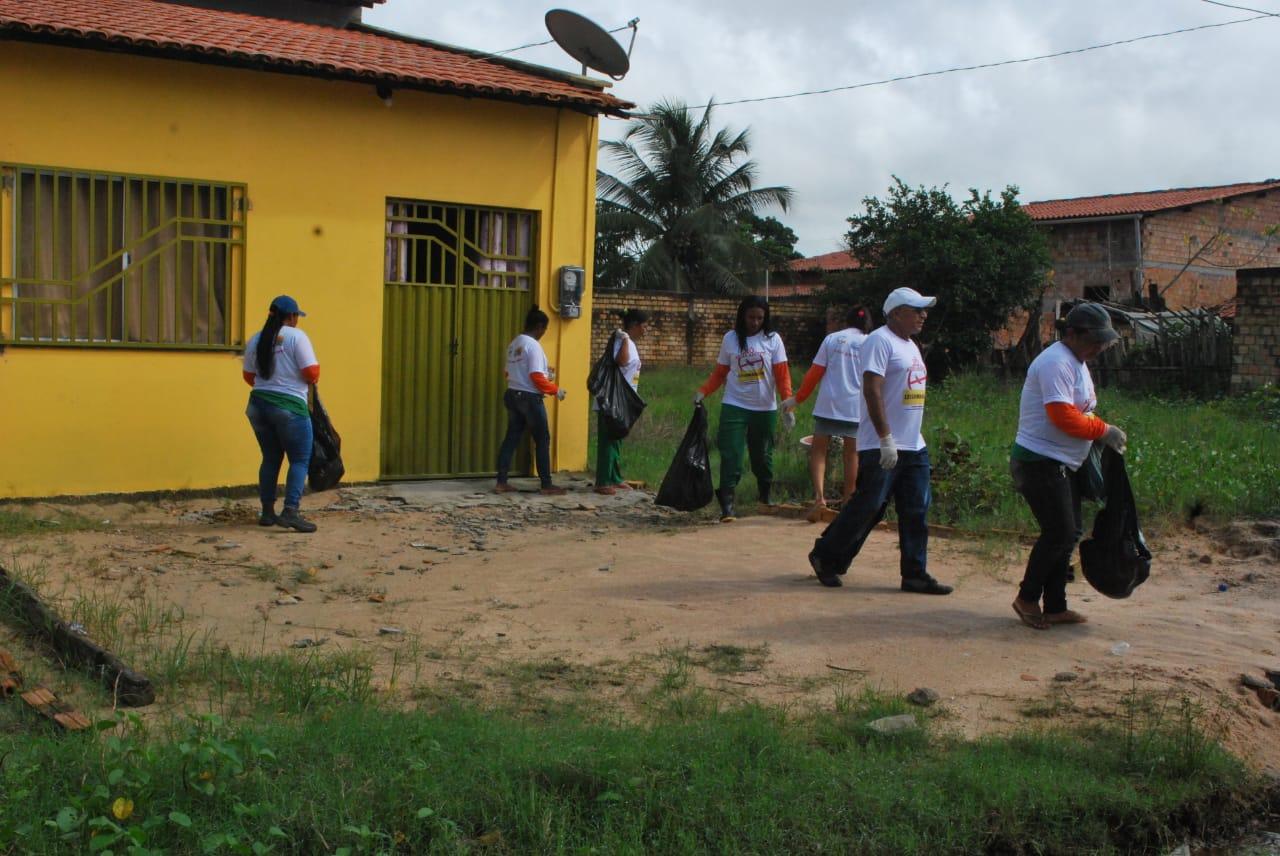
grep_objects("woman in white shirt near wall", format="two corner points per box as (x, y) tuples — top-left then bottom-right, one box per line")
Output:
(594, 308), (649, 495)
(694, 296), (794, 522)
(1010, 302), (1128, 630)
(241, 295), (320, 533)
(783, 304), (872, 522)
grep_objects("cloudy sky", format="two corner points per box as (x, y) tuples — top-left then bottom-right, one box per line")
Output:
(365, 1), (1280, 257)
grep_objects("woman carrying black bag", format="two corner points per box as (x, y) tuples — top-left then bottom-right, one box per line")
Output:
(594, 309), (649, 495)
(1009, 303), (1129, 630)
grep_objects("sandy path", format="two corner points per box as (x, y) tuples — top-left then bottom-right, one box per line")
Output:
(4, 489), (1277, 769)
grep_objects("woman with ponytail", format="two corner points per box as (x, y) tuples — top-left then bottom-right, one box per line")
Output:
(242, 295), (320, 532)
(593, 308), (649, 495)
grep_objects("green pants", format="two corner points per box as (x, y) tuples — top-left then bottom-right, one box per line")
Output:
(595, 412), (624, 487)
(717, 404), (776, 497)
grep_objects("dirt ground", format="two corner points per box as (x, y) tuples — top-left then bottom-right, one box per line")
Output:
(4, 480), (1279, 771)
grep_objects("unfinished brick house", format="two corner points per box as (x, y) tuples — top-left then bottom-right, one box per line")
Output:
(1023, 179), (1280, 312)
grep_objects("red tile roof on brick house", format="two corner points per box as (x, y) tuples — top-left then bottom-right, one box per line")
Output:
(0, 0), (633, 115)
(1023, 179), (1280, 221)
(788, 250), (861, 272)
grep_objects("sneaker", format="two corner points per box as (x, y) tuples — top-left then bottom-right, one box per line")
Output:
(258, 511), (278, 527)
(539, 486), (567, 496)
(494, 483), (519, 494)
(276, 506), (317, 533)
(594, 485), (618, 495)
(809, 551), (842, 587)
(900, 575), (952, 595)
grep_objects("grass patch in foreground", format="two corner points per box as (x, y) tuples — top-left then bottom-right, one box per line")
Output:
(601, 368), (1280, 530)
(0, 691), (1259, 855)
(0, 507), (103, 538)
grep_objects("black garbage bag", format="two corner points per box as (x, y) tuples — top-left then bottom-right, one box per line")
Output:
(655, 403), (714, 512)
(588, 332), (646, 438)
(1079, 446), (1151, 599)
(1077, 440), (1106, 502)
(308, 387), (345, 492)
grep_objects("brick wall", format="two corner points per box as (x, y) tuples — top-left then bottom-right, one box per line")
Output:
(591, 290), (828, 367)
(1232, 267), (1280, 391)
(1043, 191), (1280, 311)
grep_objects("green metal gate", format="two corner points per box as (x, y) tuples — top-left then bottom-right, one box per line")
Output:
(381, 200), (536, 478)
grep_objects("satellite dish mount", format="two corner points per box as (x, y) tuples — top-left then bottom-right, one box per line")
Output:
(545, 9), (637, 80)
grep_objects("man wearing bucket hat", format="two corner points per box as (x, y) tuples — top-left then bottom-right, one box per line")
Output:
(1009, 302), (1127, 630)
(806, 287), (952, 594)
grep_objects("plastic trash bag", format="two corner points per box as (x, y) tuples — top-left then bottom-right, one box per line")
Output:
(1076, 440), (1106, 502)
(655, 403), (715, 511)
(588, 332), (646, 438)
(308, 386), (345, 492)
(1079, 447), (1151, 599)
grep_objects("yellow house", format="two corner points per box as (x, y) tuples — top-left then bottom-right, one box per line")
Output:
(0, 0), (631, 499)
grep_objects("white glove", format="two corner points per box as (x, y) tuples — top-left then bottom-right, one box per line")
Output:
(1101, 424), (1127, 454)
(878, 434), (898, 470)
(693, 391), (705, 405)
(781, 410), (797, 432)
(556, 389), (567, 402)
(781, 396), (797, 411)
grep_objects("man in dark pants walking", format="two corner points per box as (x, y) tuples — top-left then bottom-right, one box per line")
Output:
(807, 287), (953, 595)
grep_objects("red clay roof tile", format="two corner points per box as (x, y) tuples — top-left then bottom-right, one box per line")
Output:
(788, 250), (860, 272)
(1023, 180), (1280, 221)
(0, 0), (632, 114)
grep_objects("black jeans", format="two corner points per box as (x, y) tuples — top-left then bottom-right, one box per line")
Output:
(496, 389), (552, 487)
(1010, 457), (1083, 614)
(811, 448), (931, 579)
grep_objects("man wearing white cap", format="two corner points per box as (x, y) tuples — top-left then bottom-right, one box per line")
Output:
(807, 287), (953, 595)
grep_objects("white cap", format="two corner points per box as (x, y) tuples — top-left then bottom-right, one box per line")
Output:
(883, 287), (937, 316)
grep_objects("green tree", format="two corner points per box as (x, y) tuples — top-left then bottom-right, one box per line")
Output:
(595, 100), (794, 293)
(833, 178), (1051, 377)
(737, 214), (803, 270)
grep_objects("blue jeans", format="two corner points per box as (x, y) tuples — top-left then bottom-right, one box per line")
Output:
(810, 448), (931, 579)
(496, 389), (552, 487)
(246, 396), (313, 510)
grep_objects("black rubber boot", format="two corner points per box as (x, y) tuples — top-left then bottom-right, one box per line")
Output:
(277, 506), (317, 533)
(717, 488), (737, 522)
(759, 481), (774, 506)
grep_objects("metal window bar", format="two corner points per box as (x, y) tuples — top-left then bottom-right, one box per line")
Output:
(0, 164), (246, 349)
(385, 200), (535, 292)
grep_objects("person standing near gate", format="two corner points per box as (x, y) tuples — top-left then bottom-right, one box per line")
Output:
(1010, 303), (1127, 630)
(495, 307), (567, 496)
(806, 287), (952, 594)
(782, 304), (873, 522)
(694, 295), (794, 522)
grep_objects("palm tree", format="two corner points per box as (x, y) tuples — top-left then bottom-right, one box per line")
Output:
(596, 100), (794, 293)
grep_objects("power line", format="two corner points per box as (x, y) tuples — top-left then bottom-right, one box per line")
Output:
(688, 12), (1276, 110)
(492, 23), (634, 57)
(1200, 0), (1280, 16)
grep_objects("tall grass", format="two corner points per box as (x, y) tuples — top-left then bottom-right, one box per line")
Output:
(601, 367), (1280, 529)
(0, 689), (1257, 855)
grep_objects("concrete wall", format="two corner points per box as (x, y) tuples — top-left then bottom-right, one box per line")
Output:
(1232, 267), (1280, 391)
(590, 290), (828, 368)
(0, 41), (600, 498)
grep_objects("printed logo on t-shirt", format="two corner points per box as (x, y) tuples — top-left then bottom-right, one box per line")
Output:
(903, 358), (927, 407)
(736, 351), (766, 382)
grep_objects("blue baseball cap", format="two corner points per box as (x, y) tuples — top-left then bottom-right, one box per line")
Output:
(270, 295), (306, 317)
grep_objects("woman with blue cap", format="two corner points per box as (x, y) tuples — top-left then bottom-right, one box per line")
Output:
(241, 295), (320, 532)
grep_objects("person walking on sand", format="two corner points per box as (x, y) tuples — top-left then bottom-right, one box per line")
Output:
(495, 307), (567, 496)
(806, 287), (952, 594)
(782, 304), (873, 522)
(1010, 303), (1128, 630)
(242, 295), (320, 533)
(694, 296), (795, 522)
(594, 308), (650, 495)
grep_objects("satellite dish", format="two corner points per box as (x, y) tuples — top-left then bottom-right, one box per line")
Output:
(545, 9), (633, 79)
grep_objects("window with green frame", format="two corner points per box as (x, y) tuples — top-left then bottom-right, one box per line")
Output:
(0, 164), (246, 349)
